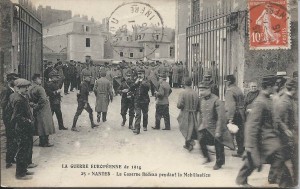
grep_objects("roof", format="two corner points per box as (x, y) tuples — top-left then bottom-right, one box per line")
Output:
(113, 41), (143, 48)
(44, 17), (101, 29)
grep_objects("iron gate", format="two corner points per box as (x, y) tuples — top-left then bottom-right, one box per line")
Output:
(186, 3), (244, 100)
(13, 0), (43, 80)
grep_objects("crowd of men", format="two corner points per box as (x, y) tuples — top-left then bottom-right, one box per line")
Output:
(0, 58), (298, 187)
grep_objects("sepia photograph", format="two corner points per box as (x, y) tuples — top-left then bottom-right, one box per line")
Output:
(0, 0), (298, 187)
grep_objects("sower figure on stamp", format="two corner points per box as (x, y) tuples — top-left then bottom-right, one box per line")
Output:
(71, 75), (99, 132)
(10, 79), (36, 180)
(0, 73), (19, 168)
(224, 75), (245, 158)
(152, 72), (172, 130)
(198, 81), (235, 170)
(177, 77), (199, 151)
(132, 69), (150, 134)
(94, 71), (113, 123)
(27, 74), (55, 147)
(235, 75), (290, 187)
(44, 72), (68, 130)
(118, 71), (135, 129)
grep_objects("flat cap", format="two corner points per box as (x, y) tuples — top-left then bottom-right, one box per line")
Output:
(293, 71), (298, 78)
(14, 78), (31, 87)
(6, 73), (19, 81)
(159, 72), (167, 79)
(262, 74), (276, 86)
(224, 75), (236, 82)
(49, 70), (60, 77)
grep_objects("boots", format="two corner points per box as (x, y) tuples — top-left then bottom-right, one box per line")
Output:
(129, 116), (134, 129)
(97, 113), (101, 123)
(102, 112), (107, 122)
(121, 115), (126, 126)
(39, 136), (53, 147)
(71, 116), (80, 132)
(90, 113), (99, 128)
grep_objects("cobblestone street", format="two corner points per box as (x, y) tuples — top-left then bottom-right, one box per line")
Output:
(1, 88), (275, 187)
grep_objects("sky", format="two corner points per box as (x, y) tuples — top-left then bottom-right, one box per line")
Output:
(27, 0), (176, 28)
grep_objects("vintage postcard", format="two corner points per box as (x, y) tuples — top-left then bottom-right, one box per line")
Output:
(0, 0), (298, 188)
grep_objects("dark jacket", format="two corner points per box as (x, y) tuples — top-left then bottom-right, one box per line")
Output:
(10, 92), (34, 136)
(118, 79), (135, 101)
(156, 80), (172, 105)
(244, 92), (281, 167)
(199, 94), (235, 150)
(77, 81), (90, 103)
(244, 90), (260, 111)
(274, 92), (298, 145)
(45, 80), (61, 105)
(0, 85), (14, 124)
(225, 84), (245, 123)
(133, 79), (150, 104)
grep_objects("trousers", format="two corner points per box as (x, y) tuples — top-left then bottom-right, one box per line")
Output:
(155, 104), (170, 129)
(134, 103), (149, 129)
(50, 103), (65, 129)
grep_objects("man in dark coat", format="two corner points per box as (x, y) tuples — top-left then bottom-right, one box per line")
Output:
(224, 75), (245, 157)
(177, 77), (199, 151)
(0, 73), (19, 168)
(10, 78), (35, 180)
(244, 81), (259, 118)
(69, 60), (77, 92)
(198, 81), (235, 170)
(235, 75), (289, 187)
(132, 69), (150, 134)
(63, 61), (72, 95)
(118, 71), (135, 129)
(44, 72), (68, 130)
(71, 75), (99, 132)
(273, 78), (298, 187)
(152, 72), (172, 130)
(203, 70), (219, 96)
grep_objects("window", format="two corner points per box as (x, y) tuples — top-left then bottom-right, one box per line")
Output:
(130, 53), (133, 58)
(139, 48), (143, 52)
(155, 44), (159, 48)
(86, 38), (90, 47)
(138, 35), (141, 40)
(120, 52), (123, 57)
(156, 35), (159, 40)
(85, 26), (89, 32)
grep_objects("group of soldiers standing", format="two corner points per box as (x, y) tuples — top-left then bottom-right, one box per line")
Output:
(1, 57), (298, 186)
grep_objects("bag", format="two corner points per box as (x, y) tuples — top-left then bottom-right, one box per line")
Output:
(227, 123), (239, 134)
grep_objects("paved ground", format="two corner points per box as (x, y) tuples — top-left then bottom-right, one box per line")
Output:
(1, 87), (275, 187)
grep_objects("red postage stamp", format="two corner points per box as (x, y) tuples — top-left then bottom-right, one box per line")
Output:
(248, 0), (290, 50)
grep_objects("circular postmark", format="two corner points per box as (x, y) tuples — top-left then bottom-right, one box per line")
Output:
(108, 2), (164, 59)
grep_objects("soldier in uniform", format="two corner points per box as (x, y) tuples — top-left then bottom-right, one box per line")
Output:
(94, 72), (113, 123)
(235, 75), (290, 187)
(152, 72), (172, 130)
(0, 73), (19, 168)
(69, 60), (77, 92)
(44, 72), (68, 130)
(118, 71), (135, 129)
(112, 65), (122, 96)
(28, 74), (55, 147)
(10, 78), (35, 180)
(224, 75), (245, 158)
(177, 77), (199, 151)
(71, 75), (99, 132)
(132, 69), (150, 134)
(203, 70), (219, 96)
(62, 61), (72, 95)
(274, 78), (298, 187)
(198, 81), (235, 170)
(75, 61), (82, 90)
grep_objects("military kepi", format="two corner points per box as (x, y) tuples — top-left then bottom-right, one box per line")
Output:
(198, 81), (211, 89)
(6, 73), (19, 81)
(261, 74), (276, 86)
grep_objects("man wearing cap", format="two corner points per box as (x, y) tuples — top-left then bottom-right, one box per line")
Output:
(132, 69), (150, 134)
(112, 65), (122, 96)
(198, 81), (234, 170)
(273, 78), (298, 187)
(75, 61), (82, 90)
(10, 78), (35, 179)
(224, 74), (245, 158)
(177, 77), (199, 151)
(54, 60), (65, 89)
(272, 72), (288, 102)
(45, 72), (68, 130)
(81, 63), (93, 90)
(94, 71), (113, 123)
(71, 75), (99, 131)
(203, 70), (219, 96)
(69, 60), (77, 92)
(62, 61), (72, 95)
(172, 62), (179, 88)
(28, 74), (55, 147)
(236, 75), (288, 187)
(178, 62), (184, 88)
(44, 61), (54, 82)
(152, 72), (172, 130)
(118, 70), (135, 129)
(0, 73), (19, 168)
